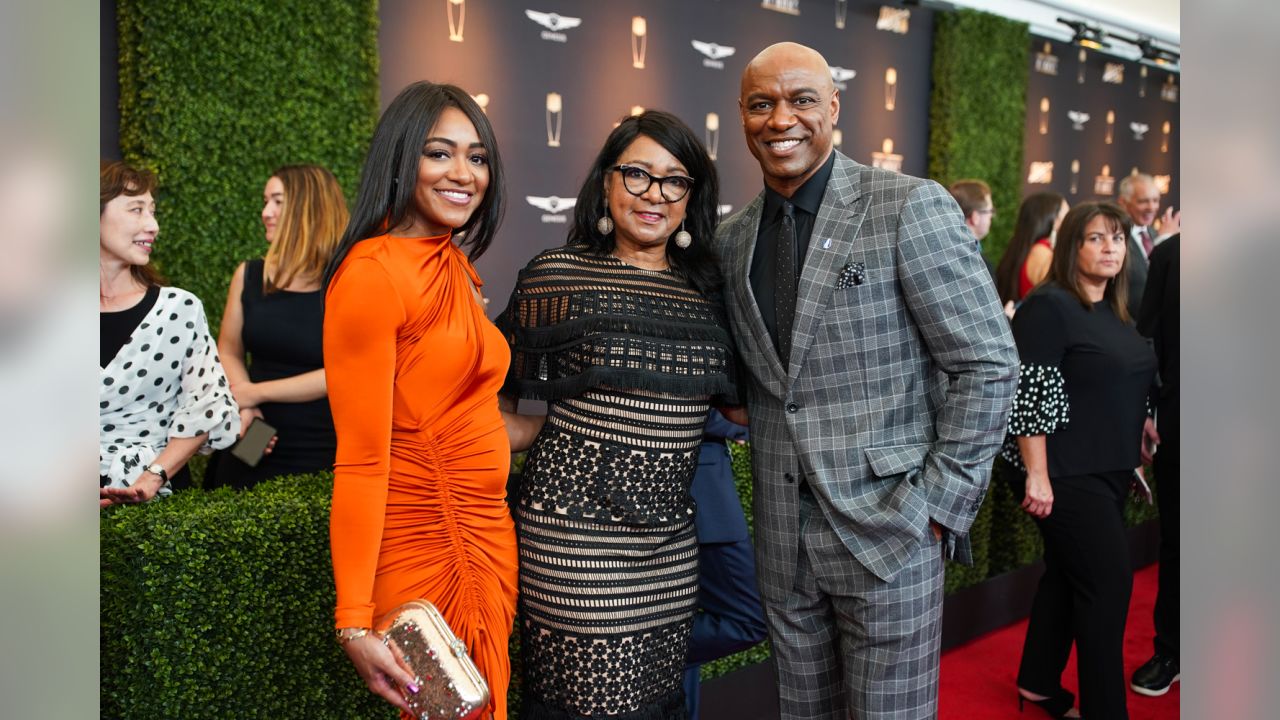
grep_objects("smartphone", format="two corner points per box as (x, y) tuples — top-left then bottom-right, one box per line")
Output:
(230, 418), (277, 467)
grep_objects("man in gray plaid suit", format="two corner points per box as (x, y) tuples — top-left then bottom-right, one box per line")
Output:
(712, 43), (1018, 719)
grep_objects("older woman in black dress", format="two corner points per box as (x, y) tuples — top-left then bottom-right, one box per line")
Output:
(499, 111), (735, 720)
(1002, 202), (1159, 719)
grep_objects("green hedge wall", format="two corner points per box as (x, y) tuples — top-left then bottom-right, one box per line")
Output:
(928, 8), (1030, 266)
(116, 0), (379, 328)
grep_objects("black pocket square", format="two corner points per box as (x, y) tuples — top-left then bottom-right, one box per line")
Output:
(836, 261), (866, 289)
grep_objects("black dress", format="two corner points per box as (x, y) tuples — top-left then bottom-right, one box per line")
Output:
(210, 259), (336, 489)
(498, 247), (736, 720)
(1002, 283), (1157, 720)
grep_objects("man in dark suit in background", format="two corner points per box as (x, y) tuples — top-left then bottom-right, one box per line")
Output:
(1118, 173), (1180, 318)
(712, 42), (1018, 719)
(1132, 234), (1180, 697)
(683, 409), (768, 719)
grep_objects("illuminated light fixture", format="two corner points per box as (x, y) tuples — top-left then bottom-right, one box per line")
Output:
(884, 67), (898, 111)
(630, 105), (645, 117)
(1105, 110), (1115, 144)
(705, 113), (720, 161)
(631, 17), (647, 69)
(1161, 121), (1171, 153)
(1070, 159), (1080, 195)
(832, 128), (843, 150)
(545, 92), (563, 148)
(1039, 97), (1050, 135)
(1058, 18), (1109, 51)
(835, 0), (848, 29)
(472, 93), (489, 113)
(447, 0), (465, 42)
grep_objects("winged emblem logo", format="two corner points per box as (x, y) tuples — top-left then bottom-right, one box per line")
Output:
(1129, 122), (1150, 140)
(691, 40), (736, 61)
(525, 10), (582, 33)
(830, 66), (857, 83)
(1068, 111), (1091, 131)
(526, 196), (577, 214)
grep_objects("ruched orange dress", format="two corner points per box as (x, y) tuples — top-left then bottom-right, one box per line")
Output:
(324, 231), (517, 720)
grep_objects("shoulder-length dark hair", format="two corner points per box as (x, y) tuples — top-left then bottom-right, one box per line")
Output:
(1046, 201), (1132, 322)
(324, 82), (505, 285)
(100, 159), (164, 289)
(994, 191), (1064, 305)
(568, 110), (722, 296)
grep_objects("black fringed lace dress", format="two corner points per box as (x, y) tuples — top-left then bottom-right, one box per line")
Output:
(498, 246), (736, 720)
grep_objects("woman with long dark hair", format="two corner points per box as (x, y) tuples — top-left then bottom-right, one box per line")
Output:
(323, 82), (515, 719)
(210, 164), (347, 489)
(498, 111), (736, 719)
(995, 191), (1069, 306)
(1001, 202), (1158, 719)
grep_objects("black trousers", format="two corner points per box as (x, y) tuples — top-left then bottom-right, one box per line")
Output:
(1152, 421), (1179, 658)
(1015, 471), (1133, 720)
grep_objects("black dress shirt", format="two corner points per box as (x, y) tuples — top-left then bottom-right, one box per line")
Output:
(749, 151), (836, 353)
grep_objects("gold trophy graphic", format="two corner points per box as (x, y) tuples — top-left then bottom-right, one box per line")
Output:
(447, 0), (465, 42)
(871, 138), (902, 172)
(631, 17), (647, 69)
(1035, 42), (1059, 75)
(1094, 164), (1115, 196)
(705, 113), (720, 161)
(545, 92), (563, 148)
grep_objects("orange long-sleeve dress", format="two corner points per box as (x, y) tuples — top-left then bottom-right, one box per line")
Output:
(324, 231), (517, 720)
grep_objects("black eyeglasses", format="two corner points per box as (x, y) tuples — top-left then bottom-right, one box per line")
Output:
(611, 164), (695, 202)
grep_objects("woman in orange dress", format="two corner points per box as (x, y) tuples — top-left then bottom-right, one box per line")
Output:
(323, 81), (516, 719)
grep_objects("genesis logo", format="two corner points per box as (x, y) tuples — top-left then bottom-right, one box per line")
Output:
(692, 40), (735, 69)
(829, 65), (856, 90)
(526, 195), (577, 223)
(525, 9), (582, 43)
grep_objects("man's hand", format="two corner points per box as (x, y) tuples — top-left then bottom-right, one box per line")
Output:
(1156, 206), (1180, 239)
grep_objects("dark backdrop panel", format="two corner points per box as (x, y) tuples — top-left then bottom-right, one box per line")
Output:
(379, 0), (936, 314)
(1022, 36), (1180, 212)
(101, 0), (121, 160)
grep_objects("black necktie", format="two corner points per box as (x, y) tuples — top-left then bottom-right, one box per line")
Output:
(774, 201), (798, 365)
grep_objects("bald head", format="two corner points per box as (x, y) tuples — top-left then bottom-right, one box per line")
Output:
(741, 42), (834, 97)
(738, 43), (840, 196)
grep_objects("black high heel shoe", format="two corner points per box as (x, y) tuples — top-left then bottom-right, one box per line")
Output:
(1017, 688), (1078, 718)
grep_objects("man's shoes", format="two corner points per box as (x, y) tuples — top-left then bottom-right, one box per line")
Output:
(1130, 653), (1180, 697)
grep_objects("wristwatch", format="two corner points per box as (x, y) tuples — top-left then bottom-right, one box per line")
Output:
(143, 462), (169, 483)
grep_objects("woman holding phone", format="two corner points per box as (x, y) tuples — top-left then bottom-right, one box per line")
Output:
(323, 82), (518, 719)
(210, 164), (348, 489)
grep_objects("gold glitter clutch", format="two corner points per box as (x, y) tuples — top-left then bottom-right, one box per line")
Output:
(375, 600), (490, 720)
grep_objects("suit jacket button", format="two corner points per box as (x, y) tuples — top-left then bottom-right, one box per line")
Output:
(786, 402), (799, 414)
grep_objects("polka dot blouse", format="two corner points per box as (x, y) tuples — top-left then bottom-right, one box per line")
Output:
(99, 288), (240, 494)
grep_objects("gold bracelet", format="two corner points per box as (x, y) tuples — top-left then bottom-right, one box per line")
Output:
(335, 627), (372, 645)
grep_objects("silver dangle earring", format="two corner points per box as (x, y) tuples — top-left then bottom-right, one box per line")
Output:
(596, 198), (614, 236)
(674, 221), (693, 249)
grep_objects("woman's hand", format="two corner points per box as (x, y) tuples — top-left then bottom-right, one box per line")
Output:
(1140, 417), (1161, 465)
(341, 633), (416, 714)
(1022, 470), (1054, 519)
(99, 469), (166, 508)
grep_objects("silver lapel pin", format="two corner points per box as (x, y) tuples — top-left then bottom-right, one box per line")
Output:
(822, 238), (832, 249)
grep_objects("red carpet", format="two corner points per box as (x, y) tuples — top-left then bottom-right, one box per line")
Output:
(940, 563), (1179, 719)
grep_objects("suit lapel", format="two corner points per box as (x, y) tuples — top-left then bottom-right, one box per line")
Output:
(728, 195), (789, 393)
(787, 153), (867, 377)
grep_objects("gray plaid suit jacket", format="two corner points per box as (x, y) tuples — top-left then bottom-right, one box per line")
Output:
(713, 152), (1018, 600)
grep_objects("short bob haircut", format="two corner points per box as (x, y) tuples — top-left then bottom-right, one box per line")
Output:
(325, 82), (505, 285)
(263, 164), (349, 293)
(994, 191), (1066, 305)
(1046, 201), (1132, 322)
(100, 159), (164, 289)
(569, 110), (722, 296)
